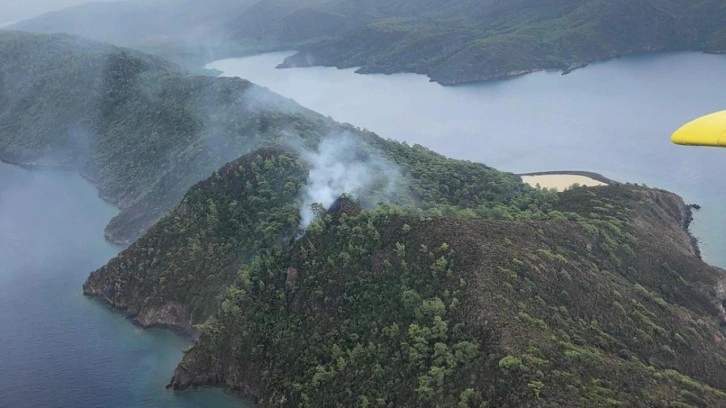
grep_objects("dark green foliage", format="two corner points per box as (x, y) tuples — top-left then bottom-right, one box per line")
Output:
(84, 148), (308, 327)
(82, 137), (533, 332)
(366, 138), (528, 207)
(165, 180), (726, 406)
(175, 207), (490, 406)
(0, 31), (317, 243)
(0, 32), (115, 163)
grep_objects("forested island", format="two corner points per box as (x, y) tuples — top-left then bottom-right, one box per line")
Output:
(2, 31), (726, 406)
(10, 0), (726, 85)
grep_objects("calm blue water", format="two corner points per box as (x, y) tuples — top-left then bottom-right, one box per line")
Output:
(0, 163), (246, 408)
(210, 51), (726, 268)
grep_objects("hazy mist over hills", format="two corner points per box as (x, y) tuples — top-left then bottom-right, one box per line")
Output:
(0, 0), (117, 23)
(6, 0), (726, 84)
(3, 0), (257, 66)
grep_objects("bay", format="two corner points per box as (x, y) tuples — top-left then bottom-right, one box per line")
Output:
(209, 52), (726, 268)
(0, 162), (246, 408)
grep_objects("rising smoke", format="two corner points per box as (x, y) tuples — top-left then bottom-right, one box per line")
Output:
(296, 133), (403, 231)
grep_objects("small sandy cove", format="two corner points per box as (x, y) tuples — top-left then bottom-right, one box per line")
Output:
(521, 174), (607, 192)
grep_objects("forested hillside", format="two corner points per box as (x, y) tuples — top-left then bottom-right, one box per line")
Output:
(270, 0), (726, 84)
(84, 141), (726, 406)
(10, 0), (726, 85)
(82, 141), (537, 333)
(169, 182), (726, 407)
(0, 31), (312, 243)
(0, 30), (524, 244)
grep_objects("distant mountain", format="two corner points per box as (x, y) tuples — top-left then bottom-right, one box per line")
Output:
(224, 0), (342, 44)
(11, 0), (725, 84)
(248, 0), (726, 84)
(6, 30), (726, 407)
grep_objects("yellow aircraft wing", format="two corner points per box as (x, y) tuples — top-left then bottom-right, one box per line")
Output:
(671, 110), (726, 147)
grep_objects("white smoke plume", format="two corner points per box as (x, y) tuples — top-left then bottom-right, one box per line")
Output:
(297, 133), (403, 231)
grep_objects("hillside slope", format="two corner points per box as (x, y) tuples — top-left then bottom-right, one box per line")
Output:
(0, 31), (317, 244)
(83, 139), (538, 333)
(12, 0), (725, 84)
(164, 183), (726, 406)
(84, 141), (726, 406)
(80, 141), (726, 406)
(261, 0), (726, 84)
(0, 31), (525, 245)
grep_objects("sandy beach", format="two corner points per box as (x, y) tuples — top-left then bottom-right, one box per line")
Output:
(521, 174), (608, 191)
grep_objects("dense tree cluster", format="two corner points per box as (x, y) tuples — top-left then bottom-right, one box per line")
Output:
(169, 184), (726, 407)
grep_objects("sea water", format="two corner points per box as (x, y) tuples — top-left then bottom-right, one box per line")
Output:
(0, 163), (247, 408)
(210, 51), (726, 268)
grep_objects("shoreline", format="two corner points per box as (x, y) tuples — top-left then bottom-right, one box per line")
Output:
(518, 169), (708, 263)
(683, 204), (703, 260)
(0, 152), (75, 171)
(273, 49), (724, 87)
(1, 157), (197, 337)
(517, 170), (616, 185)
(84, 292), (198, 340)
(519, 170), (614, 191)
(0, 154), (129, 243)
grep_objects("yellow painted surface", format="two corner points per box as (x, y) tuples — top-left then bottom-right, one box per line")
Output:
(671, 110), (726, 147)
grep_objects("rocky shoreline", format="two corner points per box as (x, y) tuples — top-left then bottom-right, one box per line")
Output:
(0, 154), (134, 245)
(0, 155), (198, 338)
(82, 276), (197, 338)
(276, 48), (714, 86)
